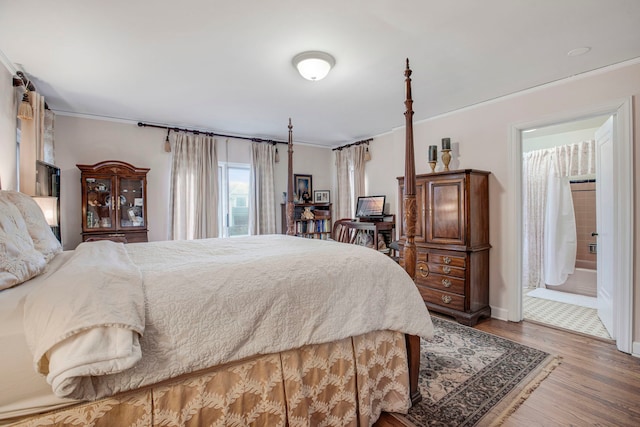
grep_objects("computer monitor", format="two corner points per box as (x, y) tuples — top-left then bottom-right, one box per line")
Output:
(355, 195), (385, 218)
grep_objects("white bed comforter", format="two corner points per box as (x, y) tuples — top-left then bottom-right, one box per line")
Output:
(24, 235), (433, 400)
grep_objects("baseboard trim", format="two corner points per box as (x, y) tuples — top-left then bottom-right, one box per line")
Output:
(490, 306), (508, 321)
(632, 341), (640, 358)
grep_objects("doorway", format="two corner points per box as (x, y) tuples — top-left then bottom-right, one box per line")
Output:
(508, 98), (633, 353)
(521, 115), (610, 339)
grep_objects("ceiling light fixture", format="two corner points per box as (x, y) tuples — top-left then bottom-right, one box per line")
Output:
(567, 47), (591, 57)
(292, 51), (335, 81)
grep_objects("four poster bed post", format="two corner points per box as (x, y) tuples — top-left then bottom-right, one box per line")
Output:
(286, 118), (295, 236)
(403, 59), (422, 405)
(284, 60), (423, 406)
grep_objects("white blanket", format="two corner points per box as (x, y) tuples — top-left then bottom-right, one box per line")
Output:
(25, 235), (433, 400)
(23, 241), (144, 399)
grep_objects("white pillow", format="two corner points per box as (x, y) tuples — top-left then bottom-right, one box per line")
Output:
(0, 198), (47, 290)
(1, 191), (62, 261)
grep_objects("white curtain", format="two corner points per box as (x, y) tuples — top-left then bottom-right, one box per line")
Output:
(19, 90), (53, 163)
(43, 109), (55, 165)
(543, 173), (576, 285)
(23, 91), (46, 160)
(352, 145), (366, 203)
(249, 143), (277, 234)
(522, 148), (553, 288)
(335, 149), (352, 219)
(169, 133), (219, 240)
(334, 145), (367, 220)
(522, 140), (595, 288)
(19, 90), (47, 196)
(554, 140), (596, 176)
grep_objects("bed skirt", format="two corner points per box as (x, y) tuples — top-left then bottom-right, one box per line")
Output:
(7, 330), (409, 426)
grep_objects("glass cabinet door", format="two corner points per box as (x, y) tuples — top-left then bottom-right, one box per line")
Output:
(118, 177), (145, 228)
(84, 177), (114, 230)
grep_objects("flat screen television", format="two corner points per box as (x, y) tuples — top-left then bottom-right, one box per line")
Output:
(355, 195), (385, 218)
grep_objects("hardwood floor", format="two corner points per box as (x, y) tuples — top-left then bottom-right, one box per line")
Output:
(376, 318), (640, 426)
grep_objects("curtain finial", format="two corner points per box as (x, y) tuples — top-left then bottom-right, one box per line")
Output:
(17, 90), (33, 121)
(164, 129), (171, 152)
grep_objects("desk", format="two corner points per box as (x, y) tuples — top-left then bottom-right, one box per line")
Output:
(332, 217), (395, 252)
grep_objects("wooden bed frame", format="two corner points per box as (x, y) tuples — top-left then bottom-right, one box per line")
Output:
(286, 59), (422, 405)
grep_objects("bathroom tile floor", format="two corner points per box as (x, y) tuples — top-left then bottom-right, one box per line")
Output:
(523, 288), (612, 340)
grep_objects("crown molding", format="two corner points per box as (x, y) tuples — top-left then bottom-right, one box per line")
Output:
(52, 109), (140, 125)
(0, 48), (18, 75)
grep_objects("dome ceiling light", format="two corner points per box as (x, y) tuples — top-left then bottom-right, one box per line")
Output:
(292, 51), (336, 81)
(567, 46), (591, 56)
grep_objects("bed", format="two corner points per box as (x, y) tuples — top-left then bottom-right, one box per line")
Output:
(0, 60), (427, 426)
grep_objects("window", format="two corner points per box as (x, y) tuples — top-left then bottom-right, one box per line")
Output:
(219, 163), (250, 237)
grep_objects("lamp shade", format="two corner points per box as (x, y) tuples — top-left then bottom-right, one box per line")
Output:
(33, 196), (58, 226)
(292, 51), (335, 81)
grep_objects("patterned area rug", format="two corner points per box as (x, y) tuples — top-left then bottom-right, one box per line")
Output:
(405, 317), (560, 426)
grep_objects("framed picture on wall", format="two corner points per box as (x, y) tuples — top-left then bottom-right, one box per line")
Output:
(294, 174), (312, 203)
(314, 190), (330, 203)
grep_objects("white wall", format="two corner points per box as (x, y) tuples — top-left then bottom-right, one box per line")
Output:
(0, 65), (18, 190)
(54, 116), (333, 247)
(364, 130), (405, 229)
(365, 61), (640, 343)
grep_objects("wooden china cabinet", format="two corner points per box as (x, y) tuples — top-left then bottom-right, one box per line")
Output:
(397, 169), (491, 326)
(77, 160), (149, 243)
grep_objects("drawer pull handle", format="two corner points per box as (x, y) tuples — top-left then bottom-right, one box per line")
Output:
(418, 265), (429, 278)
(109, 233), (125, 237)
(442, 278), (452, 288)
(441, 295), (452, 304)
(442, 266), (451, 274)
(443, 256), (451, 264)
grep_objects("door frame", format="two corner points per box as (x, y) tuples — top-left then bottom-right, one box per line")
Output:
(507, 97), (633, 353)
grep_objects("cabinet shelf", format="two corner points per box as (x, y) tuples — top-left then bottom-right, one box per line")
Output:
(281, 203), (332, 239)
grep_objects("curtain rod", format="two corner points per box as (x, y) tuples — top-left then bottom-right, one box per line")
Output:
(332, 138), (372, 151)
(137, 121), (289, 145)
(13, 71), (50, 110)
(12, 71), (37, 92)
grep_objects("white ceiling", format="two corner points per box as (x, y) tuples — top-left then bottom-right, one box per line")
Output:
(1, 0), (639, 147)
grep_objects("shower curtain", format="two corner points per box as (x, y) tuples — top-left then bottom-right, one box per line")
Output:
(522, 140), (596, 288)
(544, 173), (576, 285)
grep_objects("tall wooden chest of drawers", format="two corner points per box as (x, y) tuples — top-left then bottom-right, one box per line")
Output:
(398, 169), (491, 326)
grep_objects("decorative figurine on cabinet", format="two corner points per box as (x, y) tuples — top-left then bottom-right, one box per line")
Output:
(301, 207), (315, 220)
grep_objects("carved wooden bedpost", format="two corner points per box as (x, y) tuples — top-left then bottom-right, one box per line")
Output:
(286, 118), (295, 235)
(403, 59), (422, 406)
(403, 59), (417, 280)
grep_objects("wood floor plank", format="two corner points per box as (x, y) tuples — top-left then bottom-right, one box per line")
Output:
(477, 318), (640, 426)
(375, 318), (640, 427)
